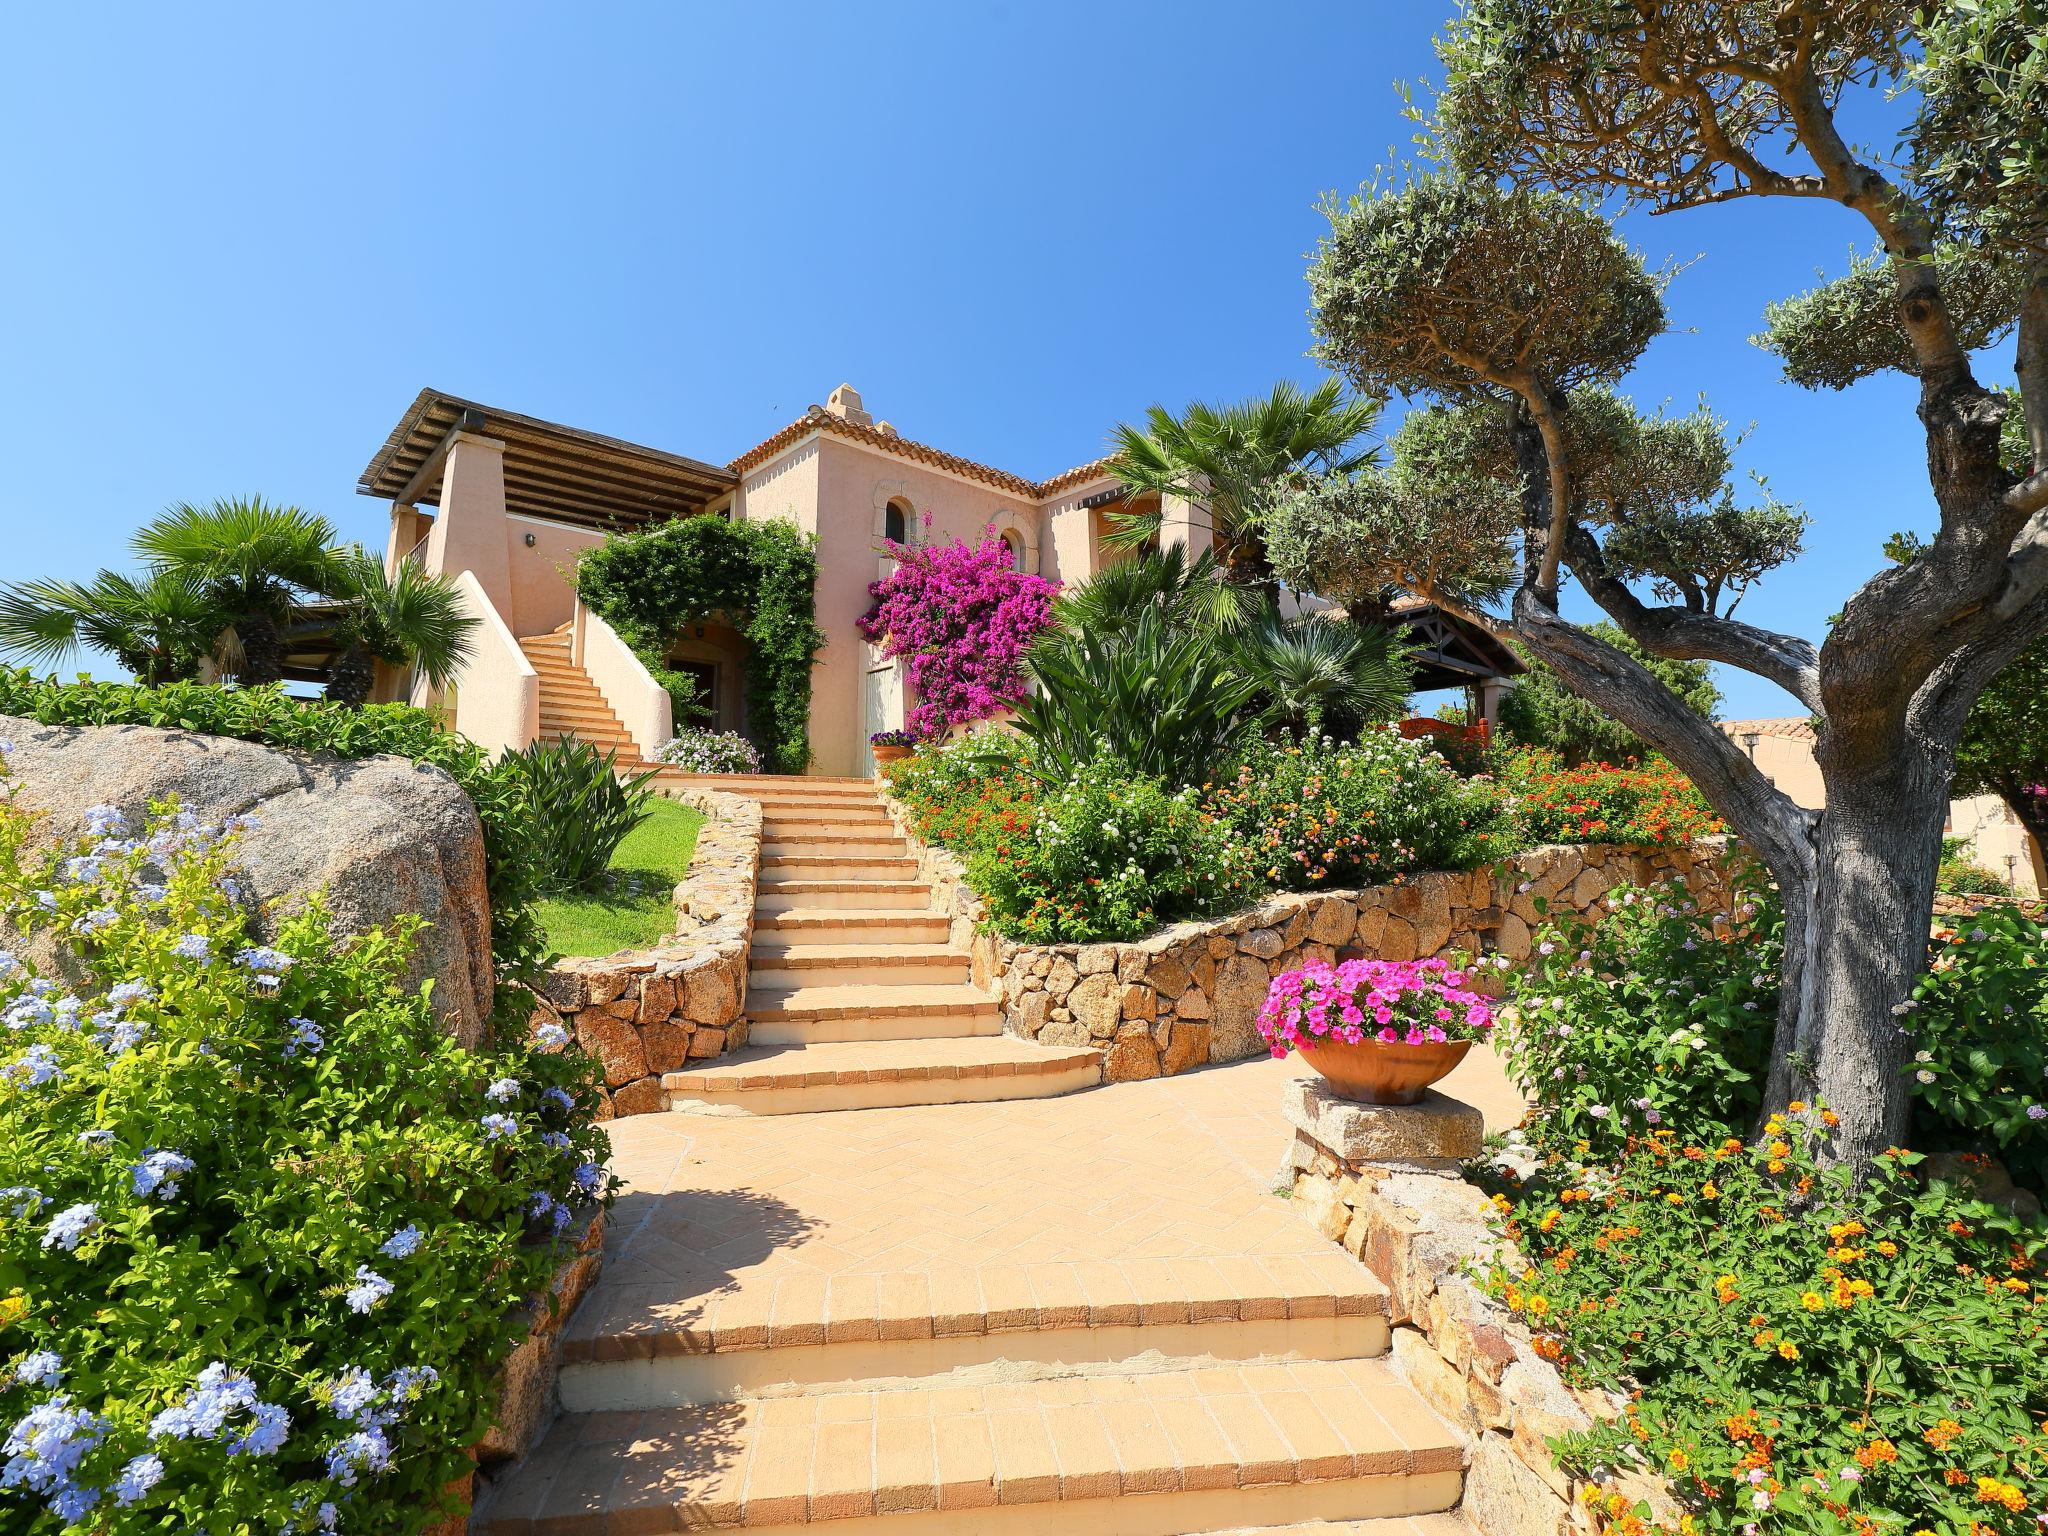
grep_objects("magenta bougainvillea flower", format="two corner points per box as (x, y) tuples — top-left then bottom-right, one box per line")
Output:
(1257, 955), (1496, 1056)
(856, 534), (1059, 738)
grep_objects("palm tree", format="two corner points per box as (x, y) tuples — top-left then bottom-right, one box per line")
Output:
(1234, 614), (1415, 741)
(131, 499), (342, 685)
(1050, 543), (1253, 636)
(1103, 378), (1381, 584)
(0, 569), (227, 685)
(316, 549), (477, 707)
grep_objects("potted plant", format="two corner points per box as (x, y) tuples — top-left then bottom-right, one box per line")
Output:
(869, 729), (920, 767)
(1257, 955), (1497, 1104)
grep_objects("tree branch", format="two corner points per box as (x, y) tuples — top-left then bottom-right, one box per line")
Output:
(1511, 587), (1817, 886)
(1560, 523), (1824, 709)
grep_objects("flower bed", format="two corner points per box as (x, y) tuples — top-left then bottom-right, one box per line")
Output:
(1496, 745), (1725, 847)
(0, 768), (612, 1532)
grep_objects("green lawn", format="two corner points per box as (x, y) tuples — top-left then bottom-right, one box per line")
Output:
(535, 797), (707, 959)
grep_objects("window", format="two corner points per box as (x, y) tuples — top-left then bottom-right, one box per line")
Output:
(884, 499), (909, 545)
(1000, 530), (1023, 569)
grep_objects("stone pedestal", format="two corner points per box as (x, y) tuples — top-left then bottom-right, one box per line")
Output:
(1279, 1075), (1485, 1178)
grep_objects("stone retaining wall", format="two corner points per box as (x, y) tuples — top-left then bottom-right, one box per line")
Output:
(876, 794), (1730, 1086)
(531, 789), (761, 1117)
(1281, 1083), (1679, 1536)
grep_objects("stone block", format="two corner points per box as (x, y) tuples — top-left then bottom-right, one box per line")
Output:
(1390, 1326), (1483, 1434)
(1102, 1038), (1161, 1083)
(1210, 952), (1271, 1061)
(1292, 1173), (1352, 1242)
(1039, 1014), (1093, 1048)
(686, 1027), (727, 1059)
(1067, 972), (1122, 1039)
(1161, 1020), (1210, 1076)
(640, 1021), (693, 1075)
(1309, 898), (1356, 946)
(610, 1077), (665, 1117)
(574, 1014), (649, 1088)
(1076, 944), (1117, 976)
(1174, 986), (1211, 1020)
(682, 962), (738, 1027)
(635, 974), (677, 1025)
(1466, 1432), (1571, 1536)
(1376, 914), (1418, 962)
(1046, 956), (1079, 1002)
(1240, 926), (1285, 959)
(1149, 953), (1191, 1000)
(1010, 988), (1050, 1038)
(1281, 1077), (1485, 1164)
(1120, 982), (1156, 1022)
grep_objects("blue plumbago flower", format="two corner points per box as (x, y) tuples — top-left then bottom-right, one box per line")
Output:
(344, 1267), (393, 1315)
(379, 1225), (423, 1259)
(479, 1113), (518, 1141)
(5, 995), (56, 1031)
(112, 1452), (163, 1506)
(540, 1130), (572, 1153)
(573, 1162), (604, 1195)
(59, 855), (103, 886)
(533, 1023), (570, 1051)
(527, 1190), (558, 1221)
(326, 1367), (381, 1424)
(83, 805), (126, 837)
(218, 875), (246, 902)
(76, 1129), (114, 1146)
(31, 891), (57, 912)
(105, 981), (153, 1009)
(47, 997), (81, 1033)
(171, 933), (212, 962)
(0, 1187), (45, 1219)
(130, 1149), (195, 1201)
(42, 1212), (98, 1253)
(72, 907), (119, 936)
(134, 884), (168, 905)
(484, 1076), (521, 1103)
(285, 1496), (343, 1534)
(325, 1426), (394, 1487)
(12, 1352), (62, 1388)
(10, 1045), (65, 1088)
(222, 813), (262, 834)
(284, 1018), (324, 1058)
(227, 1400), (290, 1457)
(0, 952), (15, 977)
(541, 1085), (575, 1113)
(1, 1393), (108, 1515)
(2030, 1104), (2048, 1122)
(94, 1014), (150, 1056)
(234, 946), (292, 976)
(387, 1365), (439, 1402)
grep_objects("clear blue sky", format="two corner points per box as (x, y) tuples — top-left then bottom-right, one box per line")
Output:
(0, 3), (1990, 720)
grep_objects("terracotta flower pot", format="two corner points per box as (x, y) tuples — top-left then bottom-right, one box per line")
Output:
(871, 743), (913, 766)
(1299, 1036), (1473, 1106)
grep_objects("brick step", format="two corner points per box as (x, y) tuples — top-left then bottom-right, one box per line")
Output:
(748, 944), (972, 989)
(764, 836), (907, 860)
(662, 1037), (1097, 1116)
(473, 1358), (1464, 1534)
(760, 853), (922, 877)
(745, 982), (999, 1025)
(754, 909), (954, 944)
(760, 807), (900, 831)
(661, 772), (876, 791)
(557, 1256), (1391, 1409)
(756, 880), (933, 913)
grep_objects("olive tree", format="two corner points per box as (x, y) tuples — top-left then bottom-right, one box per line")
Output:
(1291, 3), (2048, 1163)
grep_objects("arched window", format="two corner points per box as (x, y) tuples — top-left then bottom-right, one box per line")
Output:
(1000, 530), (1024, 570)
(884, 499), (910, 545)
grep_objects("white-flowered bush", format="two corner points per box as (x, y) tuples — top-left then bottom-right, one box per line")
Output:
(0, 752), (614, 1533)
(653, 729), (761, 775)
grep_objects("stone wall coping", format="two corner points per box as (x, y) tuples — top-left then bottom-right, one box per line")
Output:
(534, 788), (762, 1117)
(1281, 1077), (1485, 1171)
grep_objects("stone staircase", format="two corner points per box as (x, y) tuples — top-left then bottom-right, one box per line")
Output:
(518, 627), (650, 767)
(471, 1054), (1472, 1534)
(647, 773), (1101, 1115)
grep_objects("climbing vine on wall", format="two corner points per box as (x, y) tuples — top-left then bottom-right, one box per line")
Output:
(575, 517), (824, 774)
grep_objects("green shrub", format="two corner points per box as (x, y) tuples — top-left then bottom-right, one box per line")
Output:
(574, 518), (824, 776)
(0, 671), (548, 988)
(965, 759), (1253, 943)
(1937, 836), (2015, 896)
(1902, 906), (2048, 1188)
(501, 738), (655, 894)
(1502, 873), (1781, 1155)
(0, 769), (612, 1532)
(1478, 1109), (2047, 1536)
(1203, 731), (1518, 890)
(534, 798), (704, 959)
(883, 734), (1037, 857)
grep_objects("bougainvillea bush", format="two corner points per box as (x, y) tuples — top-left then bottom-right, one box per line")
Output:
(1495, 745), (1725, 848)
(1258, 954), (1499, 1055)
(856, 535), (1057, 738)
(0, 765), (612, 1532)
(1479, 1107), (2047, 1536)
(1204, 731), (1519, 890)
(1503, 874), (1782, 1156)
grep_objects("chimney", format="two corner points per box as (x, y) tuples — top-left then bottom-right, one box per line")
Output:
(824, 384), (872, 428)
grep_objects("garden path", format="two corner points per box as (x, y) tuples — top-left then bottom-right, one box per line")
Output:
(475, 1047), (1522, 1533)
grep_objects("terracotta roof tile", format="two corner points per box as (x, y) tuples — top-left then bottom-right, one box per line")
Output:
(1720, 717), (1817, 742)
(728, 408), (1116, 502)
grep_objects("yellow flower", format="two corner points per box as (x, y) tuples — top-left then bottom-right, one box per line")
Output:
(1975, 1476), (2027, 1512)
(1702, 1181), (1720, 1200)
(1666, 1192), (1686, 1207)
(1801, 1291), (1826, 1311)
(1526, 1294), (1551, 1318)
(1714, 1275), (1740, 1305)
(0, 1293), (23, 1331)
(2002, 1277), (2031, 1293)
(1788, 1100), (1808, 1114)
(1777, 1340), (1800, 1360)
(1876, 1240), (1899, 1257)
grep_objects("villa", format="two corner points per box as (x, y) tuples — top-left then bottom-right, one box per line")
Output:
(358, 383), (1519, 775)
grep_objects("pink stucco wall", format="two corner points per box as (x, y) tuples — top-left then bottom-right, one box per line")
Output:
(505, 515), (605, 637)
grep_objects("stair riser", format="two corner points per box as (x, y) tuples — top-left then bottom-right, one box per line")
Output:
(664, 1061), (1099, 1116)
(757, 888), (931, 912)
(559, 1313), (1388, 1413)
(747, 1013), (1003, 1045)
(749, 959), (973, 990)
(761, 814), (900, 835)
(765, 839), (907, 860)
(760, 857), (922, 877)
(754, 919), (952, 945)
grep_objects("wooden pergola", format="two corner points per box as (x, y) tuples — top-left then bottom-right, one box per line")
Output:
(356, 389), (737, 530)
(1390, 600), (1525, 693)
